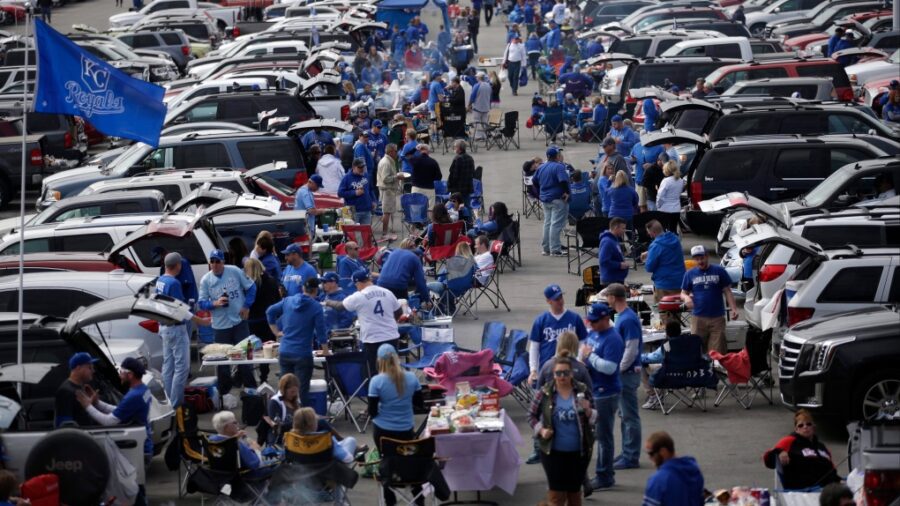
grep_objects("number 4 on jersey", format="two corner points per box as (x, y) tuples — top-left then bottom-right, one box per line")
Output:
(374, 300), (384, 316)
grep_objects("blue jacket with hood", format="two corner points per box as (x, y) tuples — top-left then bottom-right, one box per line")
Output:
(266, 293), (327, 358)
(642, 456), (705, 506)
(644, 231), (686, 291)
(599, 230), (628, 284)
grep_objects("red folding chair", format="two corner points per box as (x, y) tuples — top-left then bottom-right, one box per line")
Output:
(333, 224), (379, 262)
(425, 221), (470, 264)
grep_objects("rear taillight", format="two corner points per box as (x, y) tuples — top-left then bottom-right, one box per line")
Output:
(864, 470), (900, 506)
(297, 234), (311, 255)
(181, 45), (190, 56)
(625, 91), (635, 103)
(758, 264), (786, 283)
(63, 131), (73, 149)
(340, 104), (350, 121)
(231, 26), (240, 38)
(786, 306), (814, 327)
(839, 88), (854, 102)
(29, 147), (42, 166)
(139, 320), (160, 333)
(689, 181), (702, 208)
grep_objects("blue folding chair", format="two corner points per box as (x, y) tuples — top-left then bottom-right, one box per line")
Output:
(460, 321), (507, 354)
(400, 193), (430, 235)
(325, 351), (371, 432)
(404, 341), (458, 370)
(433, 180), (451, 204)
(434, 256), (477, 318)
(496, 329), (532, 410)
(540, 106), (566, 146)
(469, 178), (484, 216)
(649, 333), (719, 415)
(567, 178), (592, 224)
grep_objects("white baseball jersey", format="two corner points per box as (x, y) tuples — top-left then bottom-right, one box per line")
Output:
(341, 284), (401, 344)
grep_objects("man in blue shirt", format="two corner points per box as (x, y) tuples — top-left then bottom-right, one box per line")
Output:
(338, 158), (376, 225)
(527, 283), (587, 464)
(77, 357), (153, 461)
(376, 241), (430, 304)
(267, 277), (327, 407)
(681, 245), (740, 355)
(826, 27), (845, 57)
(281, 243), (318, 297)
(295, 174), (323, 237)
(642, 97), (659, 132)
(609, 115), (638, 157)
(533, 146), (570, 256)
(603, 283), (643, 471)
(336, 242), (370, 293)
(599, 218), (629, 285)
(641, 220), (686, 301)
(642, 432), (705, 506)
(301, 127), (335, 151)
(198, 249), (258, 393)
(427, 72), (445, 114)
(636, 143), (664, 212)
(580, 302), (624, 490)
(368, 120), (388, 161)
(353, 131), (375, 187)
(541, 20), (561, 52)
(320, 272), (356, 332)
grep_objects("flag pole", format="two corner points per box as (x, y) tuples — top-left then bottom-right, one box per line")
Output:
(16, 10), (30, 390)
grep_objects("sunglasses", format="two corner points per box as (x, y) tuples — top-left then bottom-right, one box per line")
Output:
(553, 370), (571, 377)
(796, 422), (814, 428)
(209, 259), (223, 264)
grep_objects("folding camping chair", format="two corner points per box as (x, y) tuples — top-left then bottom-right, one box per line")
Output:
(334, 224), (379, 263)
(566, 216), (607, 275)
(424, 221), (467, 266)
(567, 178), (593, 224)
(404, 327), (458, 372)
(325, 351), (371, 433)
(522, 175), (543, 220)
(574, 265), (601, 311)
(495, 215), (522, 273)
(192, 435), (275, 505)
(439, 110), (468, 155)
(401, 193), (430, 235)
(269, 431), (358, 505)
(469, 178), (485, 218)
(497, 111), (520, 151)
(376, 437), (447, 506)
(472, 109), (502, 152)
(626, 211), (668, 269)
(540, 106), (566, 146)
(648, 333), (719, 415)
(496, 329), (532, 410)
(471, 251), (511, 314)
(459, 321), (507, 355)
(433, 180), (451, 204)
(712, 343), (774, 409)
(173, 404), (213, 498)
(433, 255), (478, 318)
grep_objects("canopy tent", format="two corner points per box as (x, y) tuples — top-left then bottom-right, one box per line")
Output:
(376, 0), (450, 36)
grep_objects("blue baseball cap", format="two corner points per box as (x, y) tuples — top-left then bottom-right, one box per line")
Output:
(586, 302), (611, 322)
(308, 174), (323, 186)
(352, 269), (371, 283)
(546, 146), (562, 158)
(322, 272), (339, 283)
(543, 284), (563, 301)
(431, 71), (442, 80)
(372, 119), (383, 128)
(611, 114), (623, 122)
(282, 243), (302, 256)
(209, 249), (225, 261)
(377, 343), (397, 359)
(69, 352), (98, 370)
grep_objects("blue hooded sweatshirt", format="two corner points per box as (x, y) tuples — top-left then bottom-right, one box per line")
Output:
(337, 170), (375, 212)
(642, 456), (705, 506)
(607, 185), (638, 220)
(266, 293), (327, 358)
(599, 230), (628, 284)
(376, 249), (430, 302)
(644, 232), (686, 291)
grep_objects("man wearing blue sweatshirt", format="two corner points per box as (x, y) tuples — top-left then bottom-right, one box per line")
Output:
(376, 242), (430, 305)
(642, 97), (659, 132)
(281, 244), (318, 297)
(599, 218), (629, 286)
(336, 242), (370, 293)
(533, 146), (569, 257)
(267, 277), (327, 407)
(198, 249), (258, 393)
(541, 20), (561, 52)
(604, 283), (643, 471)
(641, 220), (686, 301)
(580, 302), (624, 491)
(609, 115), (638, 157)
(642, 431), (705, 506)
(320, 272), (356, 333)
(338, 158), (376, 224)
(353, 131), (375, 187)
(527, 284), (587, 464)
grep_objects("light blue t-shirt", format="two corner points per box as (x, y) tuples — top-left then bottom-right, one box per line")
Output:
(295, 186), (316, 234)
(368, 371), (420, 431)
(551, 393), (580, 452)
(282, 261), (318, 297)
(198, 265), (255, 329)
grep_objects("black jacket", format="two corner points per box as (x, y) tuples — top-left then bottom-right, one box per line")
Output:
(763, 432), (840, 490)
(410, 154), (443, 189)
(448, 153), (475, 197)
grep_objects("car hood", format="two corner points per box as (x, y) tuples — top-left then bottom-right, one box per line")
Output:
(109, 11), (144, 26)
(42, 164), (108, 192)
(773, 21), (816, 35)
(0, 214), (35, 236)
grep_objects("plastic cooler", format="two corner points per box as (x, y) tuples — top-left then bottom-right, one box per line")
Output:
(310, 379), (328, 416)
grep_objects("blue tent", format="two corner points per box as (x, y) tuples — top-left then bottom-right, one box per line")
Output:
(376, 0), (450, 35)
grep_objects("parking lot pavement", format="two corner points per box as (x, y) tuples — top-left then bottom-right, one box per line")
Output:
(11, 4), (850, 504)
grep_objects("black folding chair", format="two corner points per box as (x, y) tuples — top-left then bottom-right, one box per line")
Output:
(326, 351), (371, 433)
(522, 175), (543, 220)
(626, 211), (669, 269)
(495, 214), (522, 273)
(267, 431), (358, 504)
(498, 111), (520, 150)
(171, 404), (214, 498)
(376, 437), (448, 506)
(190, 435), (274, 505)
(649, 333), (719, 415)
(566, 216), (607, 275)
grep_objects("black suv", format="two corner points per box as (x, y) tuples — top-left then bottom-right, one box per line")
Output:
(643, 131), (900, 234)
(663, 98), (900, 142)
(0, 101), (88, 162)
(779, 306), (900, 421)
(165, 90), (317, 129)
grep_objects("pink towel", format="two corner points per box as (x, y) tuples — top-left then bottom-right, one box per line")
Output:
(424, 349), (514, 397)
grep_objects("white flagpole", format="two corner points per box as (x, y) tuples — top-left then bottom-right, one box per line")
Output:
(16, 10), (30, 387)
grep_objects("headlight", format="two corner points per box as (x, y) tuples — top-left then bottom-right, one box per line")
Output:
(151, 67), (169, 76)
(800, 336), (855, 374)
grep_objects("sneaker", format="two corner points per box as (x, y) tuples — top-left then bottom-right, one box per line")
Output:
(582, 477), (594, 498)
(541, 251), (550, 256)
(550, 251), (566, 257)
(613, 458), (639, 470)
(642, 398), (660, 410)
(526, 452), (541, 465)
(589, 477), (614, 490)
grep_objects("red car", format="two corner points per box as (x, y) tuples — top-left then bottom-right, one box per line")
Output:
(0, 252), (140, 276)
(783, 11), (893, 51)
(0, 2), (27, 24)
(705, 58), (855, 101)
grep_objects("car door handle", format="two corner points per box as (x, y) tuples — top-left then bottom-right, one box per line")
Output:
(116, 440), (138, 449)
(770, 187), (788, 192)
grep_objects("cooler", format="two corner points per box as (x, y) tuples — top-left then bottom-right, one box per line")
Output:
(310, 379), (328, 416)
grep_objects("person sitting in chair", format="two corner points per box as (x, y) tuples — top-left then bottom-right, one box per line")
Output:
(763, 409), (840, 490)
(211, 410), (276, 479)
(291, 407), (357, 464)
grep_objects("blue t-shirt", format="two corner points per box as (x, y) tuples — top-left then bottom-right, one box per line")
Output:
(535, 161), (569, 203)
(551, 393), (580, 452)
(585, 328), (624, 397)
(337, 255), (367, 293)
(321, 290), (356, 332)
(259, 252), (282, 281)
(114, 383), (152, 456)
(295, 186), (317, 234)
(614, 307), (643, 372)
(368, 371), (420, 431)
(282, 261), (318, 297)
(155, 274), (188, 326)
(530, 310), (588, 368)
(198, 265), (256, 329)
(682, 264), (732, 318)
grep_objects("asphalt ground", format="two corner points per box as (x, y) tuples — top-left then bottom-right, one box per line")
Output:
(2, 6), (851, 504)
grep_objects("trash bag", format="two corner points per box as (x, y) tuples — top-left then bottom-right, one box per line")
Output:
(519, 67), (528, 87)
(102, 436), (139, 505)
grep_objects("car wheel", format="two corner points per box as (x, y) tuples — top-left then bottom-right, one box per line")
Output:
(750, 24), (766, 37)
(0, 177), (12, 210)
(854, 373), (900, 422)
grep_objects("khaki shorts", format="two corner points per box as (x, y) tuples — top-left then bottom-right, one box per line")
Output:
(636, 185), (648, 206)
(691, 315), (727, 354)
(380, 189), (399, 213)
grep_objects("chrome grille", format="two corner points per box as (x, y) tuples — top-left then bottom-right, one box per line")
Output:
(779, 335), (803, 378)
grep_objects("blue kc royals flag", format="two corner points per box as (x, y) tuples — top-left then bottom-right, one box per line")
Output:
(33, 19), (166, 147)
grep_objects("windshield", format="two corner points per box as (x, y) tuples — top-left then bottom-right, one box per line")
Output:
(609, 38), (652, 57)
(811, 5), (843, 24)
(803, 167), (852, 207)
(107, 143), (153, 175)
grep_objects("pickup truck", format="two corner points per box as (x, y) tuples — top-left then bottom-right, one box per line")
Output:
(109, 0), (241, 30)
(0, 132), (47, 210)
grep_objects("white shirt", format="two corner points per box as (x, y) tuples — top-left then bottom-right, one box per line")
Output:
(656, 175), (684, 213)
(551, 3), (567, 25)
(474, 251), (494, 285)
(504, 42), (526, 63)
(341, 284), (401, 344)
(316, 154), (346, 193)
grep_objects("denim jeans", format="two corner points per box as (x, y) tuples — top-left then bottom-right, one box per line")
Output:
(355, 211), (372, 225)
(619, 372), (641, 464)
(541, 199), (568, 254)
(160, 323), (190, 408)
(507, 61), (522, 94)
(214, 321), (256, 393)
(594, 394), (620, 483)
(280, 354), (314, 407)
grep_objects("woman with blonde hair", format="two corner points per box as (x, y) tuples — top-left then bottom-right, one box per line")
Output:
(656, 159), (684, 232)
(291, 407), (358, 464)
(537, 331), (594, 391)
(606, 170), (639, 229)
(455, 241), (474, 259)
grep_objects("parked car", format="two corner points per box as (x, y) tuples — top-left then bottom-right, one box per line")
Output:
(847, 421), (900, 504)
(845, 49), (900, 87)
(116, 29), (194, 71)
(660, 36), (756, 60)
(768, 0), (885, 38)
(164, 90), (317, 128)
(743, 0), (831, 36)
(75, 40), (178, 83)
(0, 101), (87, 162)
(134, 17), (222, 55)
(703, 57), (854, 101)
(109, 0), (240, 30)
(720, 76), (835, 99)
(163, 77), (271, 107)
(604, 30), (723, 58)
(580, 0), (657, 26)
(676, 19), (755, 38)
(776, 306), (899, 421)
(0, 130), (47, 210)
(0, 251), (140, 275)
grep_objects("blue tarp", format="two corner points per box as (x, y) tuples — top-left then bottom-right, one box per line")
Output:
(376, 0), (449, 35)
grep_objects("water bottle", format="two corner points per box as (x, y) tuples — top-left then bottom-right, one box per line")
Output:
(576, 392), (585, 416)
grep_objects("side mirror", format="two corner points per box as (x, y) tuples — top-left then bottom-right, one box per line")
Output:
(773, 7), (780, 13)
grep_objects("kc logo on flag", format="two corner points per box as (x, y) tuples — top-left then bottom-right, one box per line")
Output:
(64, 56), (125, 118)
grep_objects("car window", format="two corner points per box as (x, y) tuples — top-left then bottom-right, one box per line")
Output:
(183, 101), (219, 122)
(829, 149), (869, 172)
(138, 185), (184, 203)
(254, 96), (315, 120)
(709, 44), (741, 59)
(174, 23), (210, 40)
(26, 113), (62, 132)
(52, 206), (102, 222)
(803, 225), (884, 248)
(655, 39), (679, 54)
(679, 46), (707, 56)
(773, 149), (829, 180)
(59, 234), (114, 252)
(779, 114), (827, 135)
(888, 266), (900, 303)
(711, 115), (769, 138)
(131, 233), (207, 267)
(190, 180), (245, 194)
(244, 48), (267, 56)
(237, 140), (304, 170)
(795, 63), (850, 88)
(737, 85), (817, 98)
(674, 109), (714, 135)
(217, 98), (255, 121)
(160, 33), (183, 45)
(779, 0), (800, 10)
(172, 143), (232, 168)
(144, 147), (171, 169)
(601, 3), (637, 14)
(750, 43), (778, 54)
(2, 289), (104, 318)
(610, 38), (652, 56)
(130, 34), (160, 48)
(111, 201), (147, 214)
(818, 266), (882, 303)
(873, 35), (900, 51)
(272, 46), (300, 54)
(698, 149), (765, 181)
(0, 239), (50, 255)
(827, 114), (873, 135)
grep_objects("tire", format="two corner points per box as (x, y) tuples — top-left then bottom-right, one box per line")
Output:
(24, 428), (111, 504)
(853, 372), (900, 422)
(750, 24), (766, 37)
(0, 177), (12, 211)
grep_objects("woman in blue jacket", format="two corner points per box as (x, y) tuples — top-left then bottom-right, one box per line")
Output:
(642, 221), (686, 298)
(595, 163), (614, 217)
(606, 170), (638, 230)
